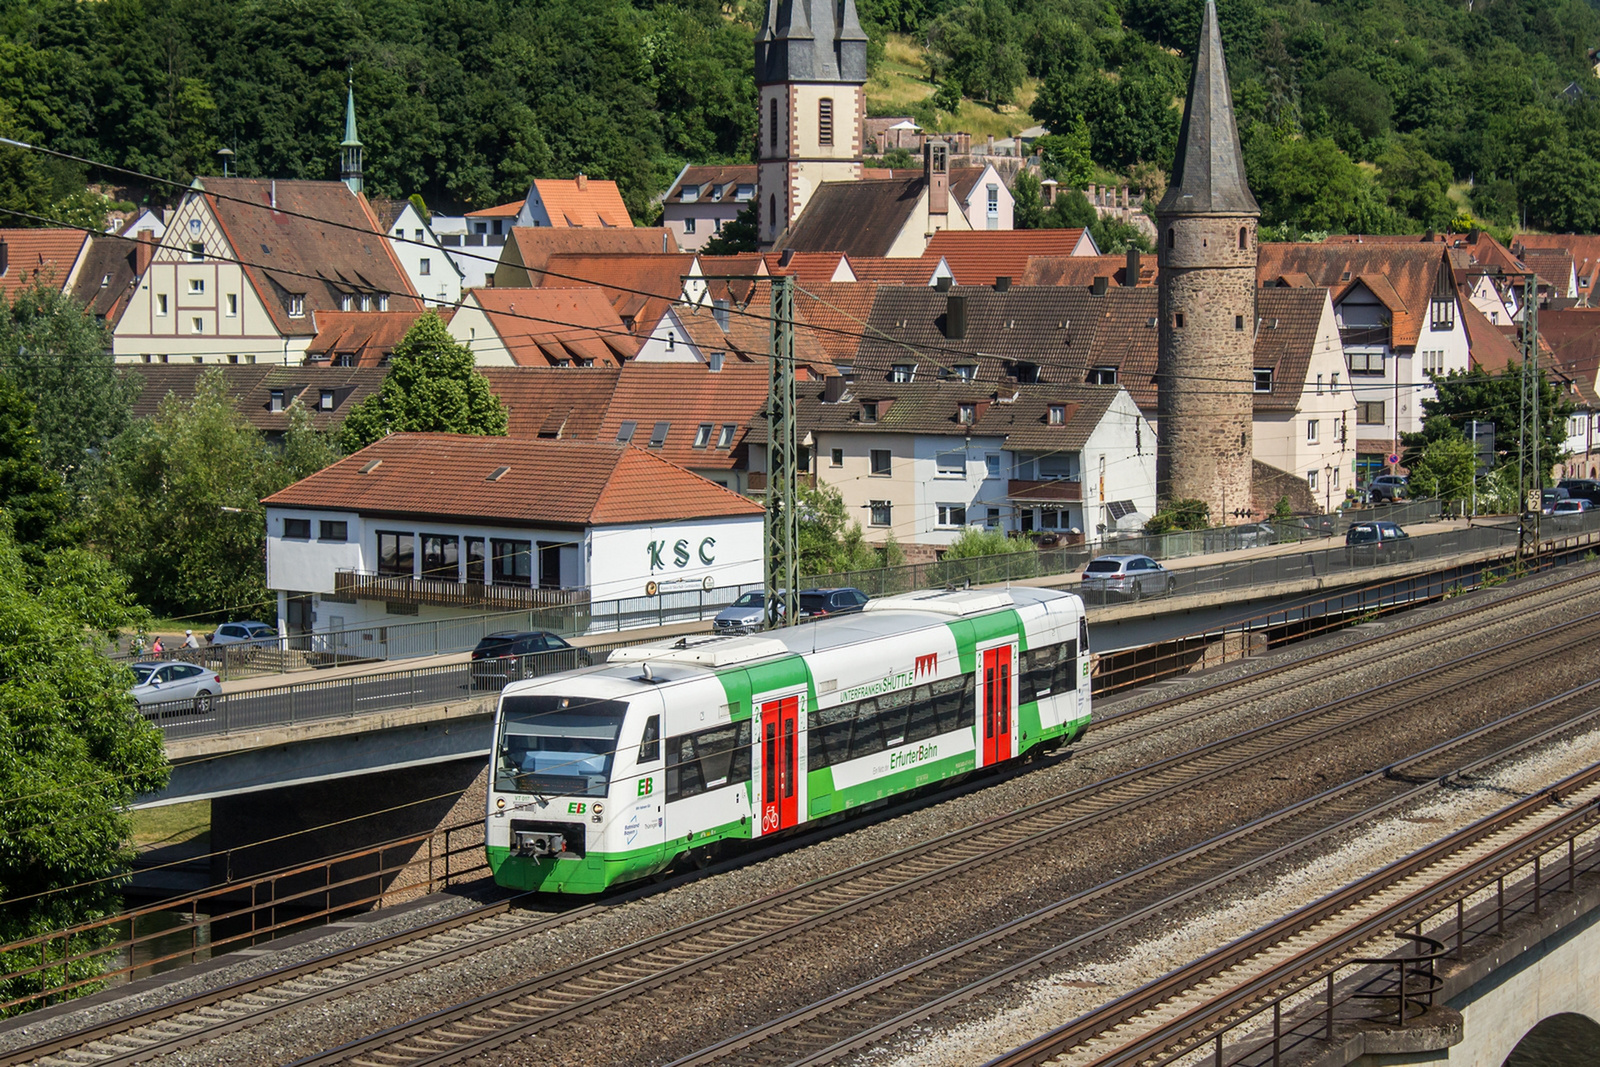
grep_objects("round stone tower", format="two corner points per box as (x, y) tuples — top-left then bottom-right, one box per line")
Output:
(1156, 0), (1259, 524)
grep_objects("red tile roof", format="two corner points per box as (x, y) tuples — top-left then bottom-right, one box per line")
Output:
(598, 362), (771, 470)
(1020, 254), (1156, 288)
(760, 252), (853, 285)
(528, 176), (632, 228)
(793, 280), (880, 365)
(1256, 242), (1451, 349)
(263, 434), (764, 527)
(498, 227), (679, 287)
(845, 257), (938, 286)
(920, 229), (1095, 286)
(1462, 303), (1523, 374)
(1517, 234), (1600, 304)
(466, 201), (523, 218)
(478, 366), (621, 439)
(0, 228), (90, 299)
(537, 253), (698, 333)
(305, 311), (431, 367)
(469, 287), (638, 366)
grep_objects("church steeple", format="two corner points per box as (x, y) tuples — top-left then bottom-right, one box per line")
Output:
(1157, 0), (1257, 217)
(340, 80), (364, 195)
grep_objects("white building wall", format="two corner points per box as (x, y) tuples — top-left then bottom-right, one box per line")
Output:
(383, 203), (462, 309)
(446, 295), (514, 365)
(910, 434), (1006, 546)
(1255, 297), (1358, 506)
(587, 515), (763, 603)
(960, 163), (1014, 232)
(1073, 392), (1157, 541)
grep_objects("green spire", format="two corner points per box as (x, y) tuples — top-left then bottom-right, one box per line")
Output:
(341, 78), (364, 194)
(341, 80), (361, 148)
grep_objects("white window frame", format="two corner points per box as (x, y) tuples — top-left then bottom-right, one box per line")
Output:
(935, 450), (965, 477)
(188, 278), (205, 294)
(1307, 419), (1319, 444)
(936, 503), (966, 527)
(869, 500), (891, 527)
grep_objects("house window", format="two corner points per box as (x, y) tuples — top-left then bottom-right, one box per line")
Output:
(1307, 419), (1320, 444)
(869, 500), (891, 526)
(1048, 404), (1065, 425)
(948, 364), (976, 381)
(226, 293), (238, 316)
(378, 295), (389, 311)
(717, 424), (735, 448)
(191, 316), (204, 334)
(421, 534), (460, 578)
(414, 229), (423, 241)
(338, 295), (353, 312)
(819, 98), (834, 146)
(985, 454), (1001, 479)
(648, 421), (670, 448)
(188, 278), (205, 294)
(1430, 297), (1455, 330)
(359, 295), (371, 311)
(890, 364), (915, 383)
(1316, 373), (1324, 395)
(491, 538), (533, 584)
(769, 97), (779, 150)
(937, 503), (966, 527)
(862, 401), (878, 423)
(1308, 469), (1319, 491)
(1348, 352), (1384, 376)
(1357, 401), (1386, 424)
(936, 450), (964, 476)
(1088, 366), (1116, 385)
(870, 449), (891, 475)
(957, 403), (975, 424)
(288, 295), (304, 317)
(419, 258), (431, 276)
(227, 353), (239, 364)
(1423, 350), (1446, 374)
(465, 538), (485, 583)
(693, 423), (713, 448)
(283, 518), (311, 539)
(319, 389), (335, 411)
(1235, 314), (1244, 331)
(377, 531), (415, 577)
(188, 242), (204, 261)
(156, 294), (168, 316)
(1253, 369), (1273, 393)
(1331, 372), (1340, 389)
(684, 218), (697, 234)
(269, 389), (285, 412)
(830, 448), (844, 468)
(1166, 228), (1175, 249)
(986, 507), (1000, 527)
(319, 520), (348, 541)
(987, 184), (999, 217)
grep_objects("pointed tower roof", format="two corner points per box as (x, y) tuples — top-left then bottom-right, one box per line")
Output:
(341, 82), (361, 149)
(1157, 0), (1258, 217)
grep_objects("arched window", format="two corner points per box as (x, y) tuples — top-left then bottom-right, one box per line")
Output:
(769, 98), (779, 151)
(1166, 228), (1175, 249)
(1238, 226), (1248, 250)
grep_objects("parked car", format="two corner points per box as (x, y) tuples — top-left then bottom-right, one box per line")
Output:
(1235, 522), (1278, 548)
(1549, 498), (1591, 524)
(208, 621), (278, 647)
(469, 631), (590, 691)
(1540, 487), (1572, 515)
(1345, 520), (1415, 564)
(129, 661), (221, 714)
(1080, 554), (1176, 601)
(797, 587), (871, 620)
(1366, 475), (1409, 503)
(713, 591), (770, 634)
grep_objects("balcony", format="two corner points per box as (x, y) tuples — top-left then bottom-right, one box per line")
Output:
(1339, 324), (1391, 347)
(1008, 478), (1082, 503)
(334, 570), (588, 611)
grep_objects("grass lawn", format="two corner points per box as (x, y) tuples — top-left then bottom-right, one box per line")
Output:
(130, 800), (210, 851)
(865, 34), (1037, 142)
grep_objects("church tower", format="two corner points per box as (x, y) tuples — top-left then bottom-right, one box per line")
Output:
(1156, 0), (1259, 523)
(340, 81), (364, 195)
(754, 0), (868, 248)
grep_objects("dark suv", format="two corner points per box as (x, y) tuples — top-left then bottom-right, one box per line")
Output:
(1345, 521), (1414, 564)
(469, 631), (590, 691)
(798, 587), (871, 620)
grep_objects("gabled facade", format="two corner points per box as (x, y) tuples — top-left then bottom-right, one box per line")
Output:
(778, 151), (974, 258)
(111, 178), (421, 364)
(662, 165), (757, 251)
(951, 163), (1015, 232)
(597, 362), (771, 492)
(373, 198), (462, 308)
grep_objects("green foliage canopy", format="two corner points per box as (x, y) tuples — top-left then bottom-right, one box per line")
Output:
(1403, 364), (1571, 490)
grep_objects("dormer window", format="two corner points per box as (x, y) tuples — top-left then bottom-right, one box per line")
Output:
(862, 401), (878, 423)
(693, 423), (712, 448)
(1254, 368), (1273, 393)
(682, 186), (699, 203)
(288, 294), (305, 317)
(1048, 405), (1065, 425)
(718, 423), (735, 448)
(339, 295), (352, 312)
(1430, 296), (1455, 330)
(1088, 366), (1116, 385)
(890, 364), (915, 383)
(648, 421), (670, 448)
(269, 389), (285, 412)
(957, 403), (975, 424)
(319, 389), (335, 411)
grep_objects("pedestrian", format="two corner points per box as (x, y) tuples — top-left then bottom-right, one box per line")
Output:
(151, 636), (164, 657)
(131, 632), (146, 658)
(183, 629), (200, 650)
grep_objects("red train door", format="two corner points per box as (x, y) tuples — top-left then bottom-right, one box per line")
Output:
(760, 696), (800, 834)
(981, 646), (1013, 766)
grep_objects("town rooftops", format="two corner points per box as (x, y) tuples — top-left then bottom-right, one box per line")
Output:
(536, 252), (699, 333)
(0, 228), (90, 300)
(1256, 242), (1451, 350)
(305, 310), (432, 367)
(468, 287), (638, 366)
(123, 364), (387, 433)
(920, 229), (1098, 286)
(478, 366), (621, 440)
(598, 362), (771, 470)
(666, 165), (757, 204)
(466, 201), (523, 218)
(780, 175), (927, 258)
(527, 175), (633, 228)
(263, 434), (765, 527)
(497, 226), (679, 287)
(1021, 253), (1157, 288)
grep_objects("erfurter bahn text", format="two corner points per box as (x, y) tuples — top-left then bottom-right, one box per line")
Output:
(486, 587), (1091, 893)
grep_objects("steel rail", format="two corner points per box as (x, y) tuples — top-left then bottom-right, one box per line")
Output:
(284, 610), (1600, 1065)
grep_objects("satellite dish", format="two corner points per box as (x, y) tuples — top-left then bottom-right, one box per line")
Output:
(645, 581), (659, 597)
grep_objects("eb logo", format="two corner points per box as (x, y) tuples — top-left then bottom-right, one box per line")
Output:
(637, 777), (655, 797)
(567, 802), (586, 814)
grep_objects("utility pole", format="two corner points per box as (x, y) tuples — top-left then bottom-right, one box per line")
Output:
(1518, 271), (1540, 565)
(765, 275), (799, 628)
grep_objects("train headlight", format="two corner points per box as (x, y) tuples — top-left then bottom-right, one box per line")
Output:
(592, 802), (604, 814)
(496, 797), (505, 810)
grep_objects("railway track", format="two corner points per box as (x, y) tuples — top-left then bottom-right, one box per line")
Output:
(11, 566), (1599, 1067)
(672, 680), (1600, 1065)
(283, 603), (1600, 1065)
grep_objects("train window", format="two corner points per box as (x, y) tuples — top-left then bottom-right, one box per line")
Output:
(808, 703), (856, 769)
(665, 721), (751, 801)
(1053, 640), (1079, 695)
(637, 715), (660, 763)
(1019, 641), (1077, 704)
(904, 684), (942, 743)
(874, 688), (914, 749)
(931, 675), (971, 736)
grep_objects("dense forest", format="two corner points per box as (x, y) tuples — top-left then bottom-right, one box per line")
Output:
(3, 0), (1600, 233)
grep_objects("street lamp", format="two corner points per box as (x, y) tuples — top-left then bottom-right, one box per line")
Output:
(1324, 463), (1334, 516)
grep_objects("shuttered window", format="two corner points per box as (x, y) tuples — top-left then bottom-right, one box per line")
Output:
(819, 98), (834, 146)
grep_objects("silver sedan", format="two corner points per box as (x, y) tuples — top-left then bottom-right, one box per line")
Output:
(129, 661), (222, 714)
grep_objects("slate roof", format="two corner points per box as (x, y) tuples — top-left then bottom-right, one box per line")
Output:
(499, 227), (679, 287)
(537, 253), (698, 333)
(1256, 243), (1450, 349)
(123, 364), (387, 433)
(528, 176), (633, 229)
(367, 196), (411, 232)
(262, 434), (765, 527)
(780, 176), (925, 258)
(305, 311), (431, 367)
(0, 228), (89, 300)
(950, 166), (991, 209)
(477, 366), (621, 440)
(1157, 0), (1259, 217)
(469, 287), (638, 366)
(597, 362), (771, 470)
(920, 229), (1095, 286)
(194, 178), (422, 337)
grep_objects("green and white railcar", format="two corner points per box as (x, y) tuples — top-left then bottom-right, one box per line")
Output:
(486, 587), (1090, 894)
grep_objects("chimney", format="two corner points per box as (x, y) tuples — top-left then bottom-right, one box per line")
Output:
(1092, 276), (1109, 296)
(1123, 248), (1140, 287)
(712, 298), (730, 331)
(993, 276), (1011, 292)
(823, 375), (848, 403)
(708, 350), (724, 372)
(135, 229), (154, 276)
(270, 179), (277, 210)
(986, 134), (995, 155)
(945, 293), (967, 340)
(576, 172), (588, 190)
(925, 139), (949, 216)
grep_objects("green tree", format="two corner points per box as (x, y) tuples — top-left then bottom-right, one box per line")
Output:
(337, 314), (508, 452)
(878, 146), (916, 169)
(1403, 364), (1571, 490)
(1012, 168), (1045, 229)
(1245, 131), (1403, 234)
(928, 0), (1025, 105)
(1034, 118), (1093, 187)
(1376, 136), (1455, 231)
(699, 202), (759, 255)
(1406, 433), (1476, 505)
(0, 375), (73, 570)
(0, 281), (133, 479)
(928, 526), (1037, 585)
(1033, 66), (1180, 170)
(1146, 498), (1210, 533)
(0, 529), (166, 1013)
(797, 482), (883, 577)
(932, 79), (962, 114)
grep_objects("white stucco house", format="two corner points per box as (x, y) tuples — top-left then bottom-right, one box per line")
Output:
(373, 198), (463, 309)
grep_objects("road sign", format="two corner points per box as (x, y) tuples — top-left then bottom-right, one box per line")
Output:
(1387, 453), (1400, 465)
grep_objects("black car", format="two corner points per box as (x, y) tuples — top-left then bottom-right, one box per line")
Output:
(1345, 520), (1415, 564)
(469, 631), (591, 691)
(797, 587), (871, 620)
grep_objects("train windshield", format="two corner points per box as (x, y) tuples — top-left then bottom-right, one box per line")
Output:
(495, 695), (628, 798)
